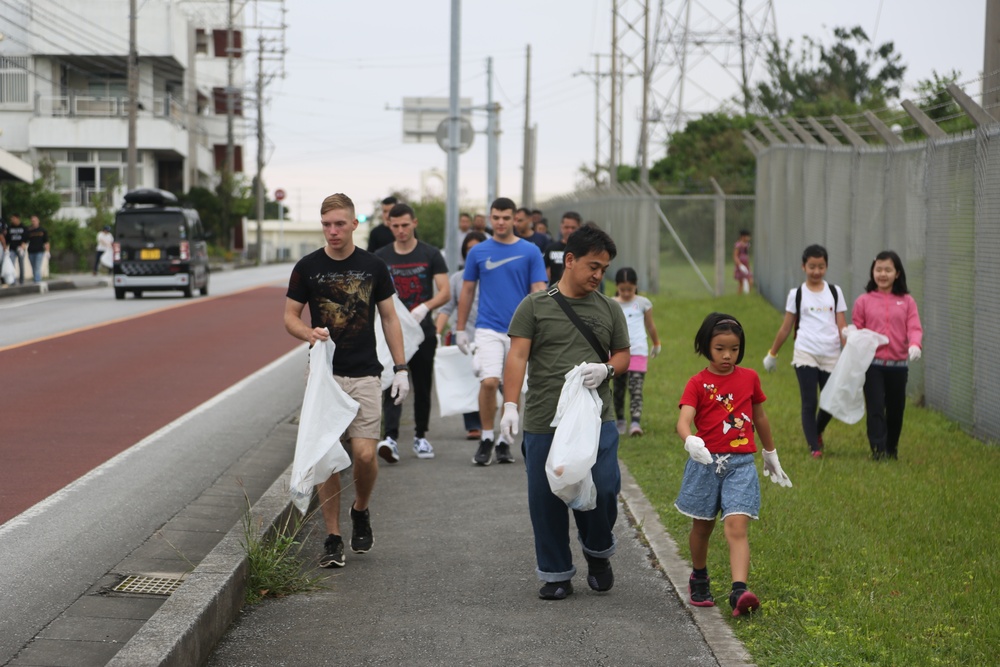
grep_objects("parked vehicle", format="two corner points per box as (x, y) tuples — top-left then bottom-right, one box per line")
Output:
(112, 188), (210, 300)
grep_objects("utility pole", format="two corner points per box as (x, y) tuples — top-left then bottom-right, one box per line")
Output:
(255, 32), (265, 265)
(521, 44), (533, 208)
(986, 0), (1000, 112)
(610, 2), (618, 186)
(225, 0), (236, 177)
(444, 0), (461, 272)
(639, 0), (650, 187)
(486, 56), (499, 208)
(127, 0), (138, 190)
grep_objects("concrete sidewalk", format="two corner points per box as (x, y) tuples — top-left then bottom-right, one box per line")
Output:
(0, 273), (110, 298)
(187, 411), (754, 667)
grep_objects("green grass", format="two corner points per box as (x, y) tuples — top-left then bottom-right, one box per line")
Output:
(619, 290), (1000, 667)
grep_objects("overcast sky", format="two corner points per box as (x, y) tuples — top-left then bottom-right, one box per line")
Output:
(258, 0), (986, 221)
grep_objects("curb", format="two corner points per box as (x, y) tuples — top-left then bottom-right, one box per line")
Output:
(106, 465), (297, 667)
(619, 461), (756, 667)
(0, 277), (110, 299)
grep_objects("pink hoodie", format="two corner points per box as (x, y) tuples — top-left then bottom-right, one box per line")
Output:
(851, 291), (923, 362)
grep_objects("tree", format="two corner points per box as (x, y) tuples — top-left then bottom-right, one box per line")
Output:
(753, 25), (906, 117)
(909, 70), (976, 137)
(0, 178), (62, 222)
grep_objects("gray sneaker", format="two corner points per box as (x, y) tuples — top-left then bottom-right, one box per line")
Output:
(413, 437), (435, 459)
(495, 441), (515, 463)
(473, 438), (494, 466)
(377, 436), (400, 463)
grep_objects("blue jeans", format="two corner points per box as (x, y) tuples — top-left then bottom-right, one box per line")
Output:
(29, 252), (44, 283)
(9, 249), (25, 284)
(522, 420), (621, 582)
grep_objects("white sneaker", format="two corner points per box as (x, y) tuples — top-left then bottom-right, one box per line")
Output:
(413, 437), (435, 459)
(378, 436), (400, 463)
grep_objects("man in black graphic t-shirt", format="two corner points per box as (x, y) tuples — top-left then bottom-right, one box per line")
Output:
(543, 211), (581, 286)
(285, 193), (409, 569)
(375, 203), (449, 462)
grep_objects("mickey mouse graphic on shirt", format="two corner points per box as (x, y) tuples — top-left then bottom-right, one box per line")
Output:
(722, 412), (752, 448)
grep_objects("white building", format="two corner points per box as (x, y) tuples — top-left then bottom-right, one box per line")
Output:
(0, 0), (247, 221)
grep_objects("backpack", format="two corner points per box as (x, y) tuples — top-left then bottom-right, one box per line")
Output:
(794, 283), (839, 337)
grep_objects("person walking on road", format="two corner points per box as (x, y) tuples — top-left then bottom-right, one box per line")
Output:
(367, 196), (398, 253)
(502, 224), (631, 600)
(94, 225), (114, 275)
(374, 203), (450, 462)
(455, 197), (547, 466)
(543, 211), (581, 286)
(25, 215), (50, 284)
(5, 214), (26, 284)
(284, 193), (410, 569)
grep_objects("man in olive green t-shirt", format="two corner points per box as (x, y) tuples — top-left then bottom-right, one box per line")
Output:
(502, 224), (630, 601)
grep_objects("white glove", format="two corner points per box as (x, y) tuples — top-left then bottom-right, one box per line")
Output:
(684, 435), (713, 465)
(390, 370), (409, 405)
(762, 352), (777, 372)
(908, 345), (921, 362)
(455, 330), (470, 355)
(650, 344), (661, 359)
(738, 263), (749, 275)
(410, 303), (429, 323)
(841, 325), (856, 341)
(500, 402), (519, 443)
(762, 449), (792, 487)
(580, 362), (609, 388)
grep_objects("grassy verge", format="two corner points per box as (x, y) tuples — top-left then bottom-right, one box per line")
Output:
(618, 291), (999, 666)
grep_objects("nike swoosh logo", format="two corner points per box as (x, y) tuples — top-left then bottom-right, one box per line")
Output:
(485, 256), (523, 270)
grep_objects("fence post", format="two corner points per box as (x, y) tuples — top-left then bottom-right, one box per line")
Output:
(710, 177), (725, 297)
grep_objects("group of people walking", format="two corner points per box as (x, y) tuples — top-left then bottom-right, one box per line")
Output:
(1, 214), (50, 285)
(283, 192), (923, 617)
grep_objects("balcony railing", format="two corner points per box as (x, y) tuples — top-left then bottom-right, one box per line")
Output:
(35, 94), (185, 126)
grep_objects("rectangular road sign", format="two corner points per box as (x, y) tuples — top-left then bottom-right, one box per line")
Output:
(402, 96), (473, 143)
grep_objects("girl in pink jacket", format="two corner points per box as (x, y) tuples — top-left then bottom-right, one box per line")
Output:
(851, 251), (923, 460)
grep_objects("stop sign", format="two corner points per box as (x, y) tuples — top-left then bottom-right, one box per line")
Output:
(274, 188), (286, 201)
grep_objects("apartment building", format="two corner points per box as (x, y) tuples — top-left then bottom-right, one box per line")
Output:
(0, 0), (246, 221)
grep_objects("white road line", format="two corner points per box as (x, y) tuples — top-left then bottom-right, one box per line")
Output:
(0, 344), (305, 538)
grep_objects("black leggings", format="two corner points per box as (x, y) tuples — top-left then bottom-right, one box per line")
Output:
(794, 365), (833, 452)
(383, 334), (436, 440)
(863, 364), (908, 459)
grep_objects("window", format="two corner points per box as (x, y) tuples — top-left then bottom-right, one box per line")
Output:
(87, 78), (127, 99)
(68, 151), (91, 163)
(213, 144), (243, 173)
(195, 29), (209, 55)
(212, 29), (243, 59)
(0, 56), (30, 105)
(212, 87), (243, 116)
(99, 150), (125, 163)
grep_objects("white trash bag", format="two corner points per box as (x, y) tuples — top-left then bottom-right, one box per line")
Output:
(434, 345), (481, 417)
(99, 249), (114, 269)
(289, 336), (358, 514)
(546, 364), (603, 511)
(819, 325), (890, 425)
(375, 294), (425, 391)
(1, 251), (15, 285)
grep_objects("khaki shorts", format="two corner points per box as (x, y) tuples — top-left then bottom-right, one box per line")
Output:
(333, 375), (382, 441)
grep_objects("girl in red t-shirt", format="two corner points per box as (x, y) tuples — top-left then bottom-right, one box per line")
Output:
(675, 313), (792, 616)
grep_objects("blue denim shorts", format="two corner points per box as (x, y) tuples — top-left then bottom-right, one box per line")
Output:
(674, 453), (760, 521)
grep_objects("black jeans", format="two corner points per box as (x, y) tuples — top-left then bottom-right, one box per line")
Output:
(863, 364), (909, 459)
(383, 333), (437, 440)
(794, 365), (833, 452)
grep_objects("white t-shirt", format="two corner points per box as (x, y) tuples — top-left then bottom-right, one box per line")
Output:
(617, 295), (652, 357)
(784, 281), (846, 358)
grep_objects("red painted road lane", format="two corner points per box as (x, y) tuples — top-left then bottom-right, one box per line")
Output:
(0, 286), (303, 525)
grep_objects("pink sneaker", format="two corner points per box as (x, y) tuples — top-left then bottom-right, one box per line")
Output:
(730, 589), (760, 617)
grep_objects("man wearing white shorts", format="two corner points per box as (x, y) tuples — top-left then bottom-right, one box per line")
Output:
(456, 197), (547, 466)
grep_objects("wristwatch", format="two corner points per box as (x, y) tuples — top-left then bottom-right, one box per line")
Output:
(393, 364), (409, 373)
(605, 363), (615, 379)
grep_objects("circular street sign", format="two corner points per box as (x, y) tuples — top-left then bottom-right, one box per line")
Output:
(274, 188), (286, 201)
(435, 118), (475, 154)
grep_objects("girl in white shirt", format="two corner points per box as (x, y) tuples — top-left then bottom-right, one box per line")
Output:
(762, 245), (847, 458)
(613, 267), (661, 437)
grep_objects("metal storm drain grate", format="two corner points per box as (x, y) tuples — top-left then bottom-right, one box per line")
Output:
(113, 575), (185, 596)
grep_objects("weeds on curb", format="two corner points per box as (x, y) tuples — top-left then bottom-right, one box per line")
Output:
(239, 485), (325, 605)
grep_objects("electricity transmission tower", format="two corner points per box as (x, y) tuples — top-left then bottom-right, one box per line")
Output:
(607, 0), (778, 184)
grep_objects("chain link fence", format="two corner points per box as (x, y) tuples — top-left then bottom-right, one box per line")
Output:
(755, 126), (1000, 442)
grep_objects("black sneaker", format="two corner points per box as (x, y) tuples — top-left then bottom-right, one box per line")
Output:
(688, 575), (715, 607)
(538, 580), (574, 600)
(473, 438), (494, 466)
(584, 553), (614, 592)
(319, 534), (345, 568)
(495, 441), (515, 464)
(729, 588), (760, 617)
(350, 506), (373, 553)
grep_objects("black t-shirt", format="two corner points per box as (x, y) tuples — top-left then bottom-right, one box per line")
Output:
(375, 241), (448, 334)
(286, 247), (396, 377)
(543, 240), (567, 286)
(6, 224), (26, 250)
(25, 226), (49, 253)
(366, 224), (395, 253)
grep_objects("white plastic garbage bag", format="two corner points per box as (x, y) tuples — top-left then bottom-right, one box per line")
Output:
(99, 249), (114, 269)
(375, 294), (425, 390)
(546, 364), (603, 511)
(434, 345), (481, 416)
(1, 251), (15, 285)
(289, 337), (358, 514)
(819, 325), (890, 424)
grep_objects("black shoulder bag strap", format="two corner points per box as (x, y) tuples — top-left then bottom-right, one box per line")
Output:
(546, 286), (609, 361)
